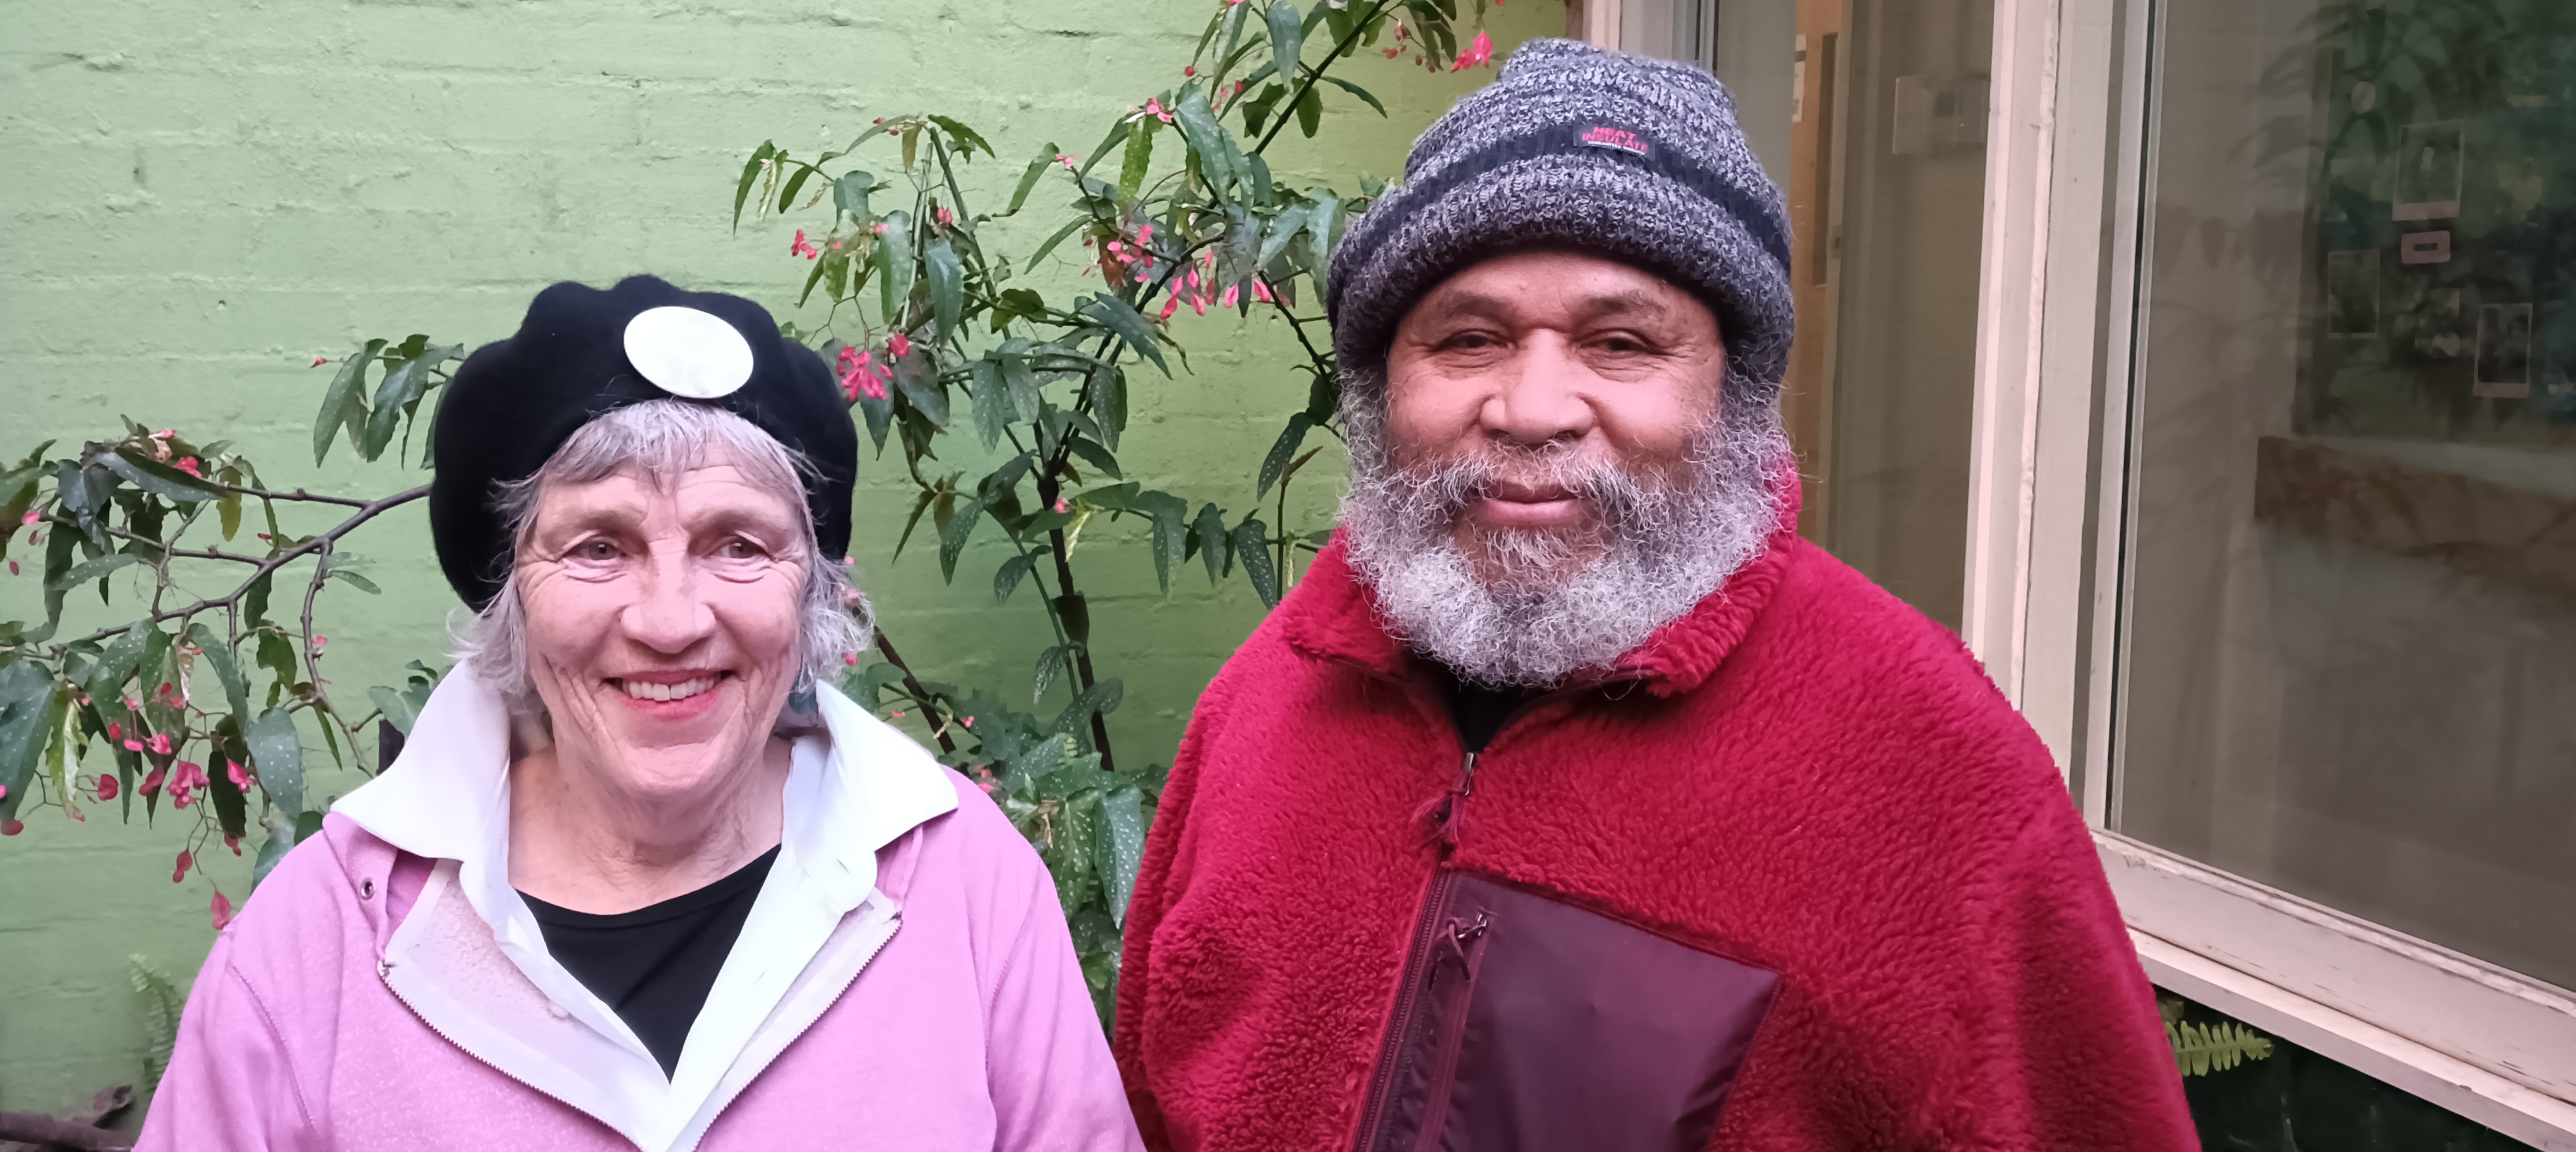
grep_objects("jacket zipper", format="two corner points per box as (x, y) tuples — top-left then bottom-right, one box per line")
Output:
(676, 905), (903, 1149)
(1407, 912), (1490, 1152)
(1350, 868), (1458, 1152)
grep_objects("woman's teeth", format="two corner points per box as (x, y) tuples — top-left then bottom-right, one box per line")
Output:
(620, 677), (715, 702)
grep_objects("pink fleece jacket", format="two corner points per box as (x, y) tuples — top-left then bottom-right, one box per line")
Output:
(138, 771), (1140, 1151)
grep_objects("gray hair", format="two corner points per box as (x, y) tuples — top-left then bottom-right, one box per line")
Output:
(1337, 359), (1792, 688)
(453, 400), (871, 713)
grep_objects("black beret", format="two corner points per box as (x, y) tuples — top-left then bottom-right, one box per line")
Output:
(428, 275), (857, 611)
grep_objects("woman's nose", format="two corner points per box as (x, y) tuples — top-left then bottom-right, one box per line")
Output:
(619, 545), (717, 654)
(1478, 334), (1597, 447)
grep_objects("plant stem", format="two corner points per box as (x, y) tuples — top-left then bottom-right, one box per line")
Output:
(1030, 469), (1116, 772)
(870, 627), (957, 756)
(1252, 0), (1396, 157)
(50, 485), (430, 652)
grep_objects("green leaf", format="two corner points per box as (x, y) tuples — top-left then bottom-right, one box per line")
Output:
(367, 684), (424, 736)
(1095, 785), (1149, 926)
(1043, 789), (1102, 918)
(243, 570), (273, 630)
(732, 141), (777, 230)
(188, 623), (249, 723)
(832, 170), (876, 220)
(313, 340), (383, 465)
(1173, 88), (1244, 194)
(970, 362), (1010, 450)
(1267, 3), (1306, 99)
(994, 551), (1041, 604)
(1026, 218), (1087, 272)
(926, 237), (965, 340)
(938, 495), (986, 583)
(331, 570), (382, 594)
(892, 488), (938, 561)
(876, 210), (915, 325)
(0, 668), (64, 824)
(775, 162), (815, 216)
(1009, 143), (1058, 215)
(1087, 365), (1126, 450)
(363, 346), (448, 460)
(1031, 644), (1066, 703)
(1118, 118), (1157, 202)
(1258, 414), (1313, 496)
(1234, 517), (1279, 606)
(242, 708), (304, 815)
(1256, 203), (1311, 275)
(891, 348), (949, 426)
(1193, 503), (1230, 584)
(252, 810), (297, 887)
(1296, 83), (1323, 137)
(1079, 295), (1171, 375)
(47, 551), (134, 592)
(1319, 75), (1388, 117)
(926, 114), (994, 159)
(1063, 436), (1122, 481)
(102, 449), (224, 503)
(1050, 676), (1124, 740)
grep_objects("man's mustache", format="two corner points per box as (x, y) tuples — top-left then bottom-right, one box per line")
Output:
(1394, 450), (1659, 520)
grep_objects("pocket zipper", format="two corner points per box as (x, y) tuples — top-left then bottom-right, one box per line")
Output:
(1407, 911), (1491, 1152)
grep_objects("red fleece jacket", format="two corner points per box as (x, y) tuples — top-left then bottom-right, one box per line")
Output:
(1112, 511), (2197, 1150)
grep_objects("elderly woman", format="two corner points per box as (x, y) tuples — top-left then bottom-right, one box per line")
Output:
(139, 277), (1142, 1151)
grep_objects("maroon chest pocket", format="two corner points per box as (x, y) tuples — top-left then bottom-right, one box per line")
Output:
(1356, 872), (1779, 1152)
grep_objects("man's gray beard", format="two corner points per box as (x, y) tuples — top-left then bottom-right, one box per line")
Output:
(1338, 379), (1793, 690)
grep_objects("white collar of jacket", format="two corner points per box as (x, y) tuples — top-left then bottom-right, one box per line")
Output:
(333, 668), (958, 1151)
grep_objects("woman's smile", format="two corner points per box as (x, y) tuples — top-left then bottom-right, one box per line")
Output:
(609, 669), (730, 712)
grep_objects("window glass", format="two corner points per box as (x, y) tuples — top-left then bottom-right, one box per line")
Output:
(2118, 0), (2576, 989)
(1702, 0), (1995, 629)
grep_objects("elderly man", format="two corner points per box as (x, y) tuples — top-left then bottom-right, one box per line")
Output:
(1112, 40), (2195, 1151)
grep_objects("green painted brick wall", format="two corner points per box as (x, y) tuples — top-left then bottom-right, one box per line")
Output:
(0, 0), (1562, 1113)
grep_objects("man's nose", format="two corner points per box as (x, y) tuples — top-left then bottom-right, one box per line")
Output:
(621, 543), (716, 654)
(1479, 333), (1595, 447)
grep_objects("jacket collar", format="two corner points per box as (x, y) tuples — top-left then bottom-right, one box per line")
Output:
(1282, 471), (1803, 699)
(335, 668), (956, 906)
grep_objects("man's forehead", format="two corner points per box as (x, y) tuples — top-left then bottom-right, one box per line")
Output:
(1413, 253), (1702, 325)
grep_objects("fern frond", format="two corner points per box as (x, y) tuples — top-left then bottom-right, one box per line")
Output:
(130, 954), (182, 1096)
(2168, 1017), (2275, 1077)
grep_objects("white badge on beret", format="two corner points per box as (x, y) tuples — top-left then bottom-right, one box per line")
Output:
(622, 306), (754, 399)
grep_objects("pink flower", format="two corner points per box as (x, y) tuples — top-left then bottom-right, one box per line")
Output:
(1054, 152), (1079, 171)
(888, 332), (912, 358)
(1383, 46), (1401, 58)
(977, 779), (997, 795)
(140, 767), (166, 797)
(175, 457), (202, 477)
(311, 635), (328, 651)
(1159, 295), (1181, 321)
(6, 560), (15, 576)
(123, 738), (143, 753)
(148, 733), (172, 756)
(174, 849), (193, 883)
(1452, 29), (1494, 71)
(96, 774), (118, 801)
(1183, 65), (1196, 77)
(791, 229), (820, 260)
(0, 784), (6, 800)
(935, 205), (956, 229)
(19, 509), (37, 526)
(1, 820), (19, 836)
(1143, 97), (1174, 124)
(1253, 279), (1275, 304)
(1052, 497), (1070, 514)
(843, 652), (859, 666)
(1135, 223), (1154, 245)
(210, 890), (233, 930)
(225, 834), (239, 855)
(1222, 284), (1241, 308)
(107, 723), (121, 742)
(227, 760), (253, 791)
(871, 222), (889, 235)
(311, 356), (329, 367)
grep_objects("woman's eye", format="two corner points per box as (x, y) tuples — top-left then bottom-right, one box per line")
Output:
(717, 539), (763, 560)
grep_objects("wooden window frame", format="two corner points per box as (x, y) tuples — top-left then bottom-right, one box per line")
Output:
(1961, 0), (2576, 1145)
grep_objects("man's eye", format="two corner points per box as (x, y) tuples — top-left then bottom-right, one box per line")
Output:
(1443, 331), (1503, 350)
(572, 539), (621, 561)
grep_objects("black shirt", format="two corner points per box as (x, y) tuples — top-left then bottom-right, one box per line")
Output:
(1425, 662), (1542, 753)
(520, 846), (780, 1077)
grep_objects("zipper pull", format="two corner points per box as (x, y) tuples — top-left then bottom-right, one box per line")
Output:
(1431, 912), (1492, 985)
(1415, 750), (1479, 850)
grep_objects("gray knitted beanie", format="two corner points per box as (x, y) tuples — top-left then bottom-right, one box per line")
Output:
(1326, 39), (1794, 410)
